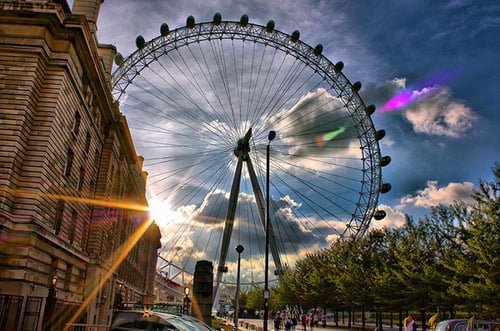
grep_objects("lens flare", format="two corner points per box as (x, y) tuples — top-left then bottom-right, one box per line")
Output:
(382, 69), (459, 112)
(315, 126), (346, 146)
(1, 187), (149, 212)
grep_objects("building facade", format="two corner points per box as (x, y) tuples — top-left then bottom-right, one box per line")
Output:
(0, 0), (161, 329)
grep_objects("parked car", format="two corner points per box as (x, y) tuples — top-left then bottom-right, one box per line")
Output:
(111, 310), (213, 331)
(435, 319), (500, 331)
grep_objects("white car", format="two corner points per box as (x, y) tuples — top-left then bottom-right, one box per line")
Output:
(111, 310), (213, 331)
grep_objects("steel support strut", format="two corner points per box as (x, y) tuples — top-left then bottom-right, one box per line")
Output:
(213, 128), (283, 306)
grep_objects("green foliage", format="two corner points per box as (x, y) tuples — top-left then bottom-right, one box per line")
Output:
(274, 164), (500, 319)
(442, 164), (500, 318)
(244, 285), (264, 310)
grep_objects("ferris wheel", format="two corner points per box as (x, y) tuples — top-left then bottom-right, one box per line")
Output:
(112, 13), (391, 292)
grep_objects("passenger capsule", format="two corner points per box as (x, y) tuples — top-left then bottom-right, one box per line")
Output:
(380, 156), (391, 167)
(186, 15), (195, 28)
(266, 20), (275, 33)
(291, 30), (300, 42)
(379, 183), (392, 194)
(213, 12), (222, 25)
(240, 14), (249, 26)
(160, 23), (169, 36)
(135, 35), (145, 49)
(352, 81), (362, 93)
(373, 210), (386, 220)
(313, 44), (323, 56)
(375, 129), (386, 141)
(334, 61), (344, 73)
(114, 53), (124, 66)
(365, 104), (376, 116)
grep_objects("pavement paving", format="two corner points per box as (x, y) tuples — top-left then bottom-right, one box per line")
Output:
(217, 318), (398, 331)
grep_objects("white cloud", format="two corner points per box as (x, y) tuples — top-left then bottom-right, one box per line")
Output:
(401, 180), (475, 208)
(363, 78), (478, 138)
(403, 87), (478, 137)
(370, 204), (406, 230)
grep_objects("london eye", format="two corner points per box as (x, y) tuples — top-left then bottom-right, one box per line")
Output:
(112, 13), (390, 293)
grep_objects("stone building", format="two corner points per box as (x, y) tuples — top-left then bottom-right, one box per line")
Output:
(0, 0), (161, 329)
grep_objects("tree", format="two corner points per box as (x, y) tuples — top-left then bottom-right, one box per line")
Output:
(271, 164), (500, 319)
(443, 164), (500, 318)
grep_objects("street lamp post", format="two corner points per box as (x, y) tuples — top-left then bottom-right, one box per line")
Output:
(234, 244), (244, 331)
(43, 275), (58, 328)
(264, 130), (276, 331)
(183, 287), (190, 315)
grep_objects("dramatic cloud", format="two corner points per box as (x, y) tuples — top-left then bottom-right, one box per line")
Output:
(362, 78), (406, 106)
(403, 88), (478, 138)
(363, 79), (478, 138)
(401, 180), (475, 208)
(154, 186), (343, 283)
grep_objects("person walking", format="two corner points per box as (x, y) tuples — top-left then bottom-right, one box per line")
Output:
(275, 315), (282, 331)
(285, 316), (293, 331)
(301, 313), (307, 331)
(404, 315), (416, 331)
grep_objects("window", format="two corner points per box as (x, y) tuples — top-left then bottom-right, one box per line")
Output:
(84, 132), (91, 153)
(63, 148), (74, 177)
(77, 166), (85, 191)
(69, 210), (77, 244)
(71, 111), (81, 137)
(54, 200), (65, 235)
(94, 148), (100, 170)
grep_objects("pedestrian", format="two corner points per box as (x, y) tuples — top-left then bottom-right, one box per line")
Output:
(428, 313), (440, 331)
(404, 315), (416, 331)
(292, 315), (298, 331)
(275, 315), (282, 331)
(301, 313), (307, 331)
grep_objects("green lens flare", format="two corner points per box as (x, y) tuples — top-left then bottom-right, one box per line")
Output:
(323, 126), (346, 141)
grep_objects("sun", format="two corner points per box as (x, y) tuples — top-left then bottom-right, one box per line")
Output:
(148, 198), (177, 227)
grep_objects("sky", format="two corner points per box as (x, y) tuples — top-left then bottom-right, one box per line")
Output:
(71, 0), (500, 285)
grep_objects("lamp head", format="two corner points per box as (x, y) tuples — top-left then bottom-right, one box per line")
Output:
(184, 287), (190, 296)
(51, 275), (58, 286)
(236, 244), (244, 254)
(268, 131), (276, 141)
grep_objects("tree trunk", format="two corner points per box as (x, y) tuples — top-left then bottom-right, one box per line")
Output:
(421, 310), (426, 331)
(362, 307), (366, 331)
(379, 309), (384, 331)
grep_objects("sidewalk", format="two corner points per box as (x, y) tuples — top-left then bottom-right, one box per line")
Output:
(218, 318), (399, 331)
